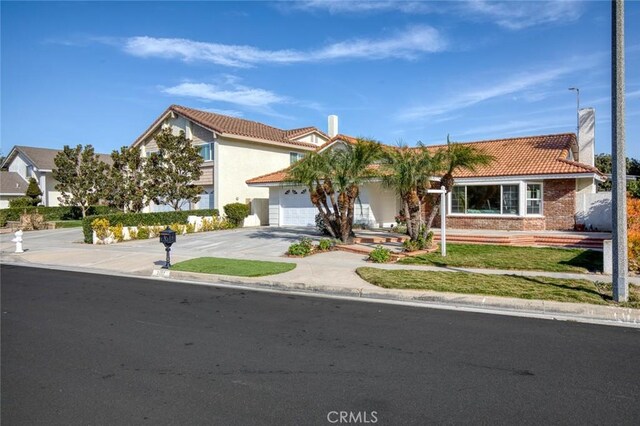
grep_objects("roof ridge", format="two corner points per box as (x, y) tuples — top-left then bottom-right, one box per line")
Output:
(174, 104), (288, 134)
(423, 132), (576, 148)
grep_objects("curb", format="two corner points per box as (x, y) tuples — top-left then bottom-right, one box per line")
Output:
(164, 269), (640, 327)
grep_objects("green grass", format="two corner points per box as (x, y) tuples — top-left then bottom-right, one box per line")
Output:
(54, 220), (84, 228)
(399, 244), (603, 273)
(172, 257), (296, 277)
(356, 267), (640, 308)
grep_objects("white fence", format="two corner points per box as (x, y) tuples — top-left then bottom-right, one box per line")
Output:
(576, 192), (612, 231)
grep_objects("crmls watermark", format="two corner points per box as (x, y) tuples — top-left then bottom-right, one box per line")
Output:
(327, 411), (378, 424)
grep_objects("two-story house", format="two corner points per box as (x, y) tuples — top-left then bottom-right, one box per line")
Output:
(131, 105), (331, 225)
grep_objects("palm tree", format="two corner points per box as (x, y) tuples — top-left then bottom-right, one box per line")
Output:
(380, 142), (442, 242)
(425, 136), (495, 231)
(286, 138), (382, 243)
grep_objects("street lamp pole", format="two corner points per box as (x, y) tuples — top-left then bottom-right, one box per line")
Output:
(568, 87), (580, 144)
(612, 0), (628, 302)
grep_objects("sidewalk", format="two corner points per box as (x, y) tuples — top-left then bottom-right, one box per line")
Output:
(1, 227), (639, 326)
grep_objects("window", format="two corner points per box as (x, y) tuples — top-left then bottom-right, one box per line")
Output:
(199, 143), (213, 161)
(290, 152), (304, 164)
(450, 184), (519, 215)
(526, 183), (542, 215)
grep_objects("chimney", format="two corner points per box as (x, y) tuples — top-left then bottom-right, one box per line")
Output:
(578, 108), (595, 167)
(328, 115), (338, 138)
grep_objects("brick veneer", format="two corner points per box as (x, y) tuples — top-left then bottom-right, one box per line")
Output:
(435, 179), (576, 231)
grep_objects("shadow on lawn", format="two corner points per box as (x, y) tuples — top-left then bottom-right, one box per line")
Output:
(516, 275), (607, 301)
(558, 250), (603, 273)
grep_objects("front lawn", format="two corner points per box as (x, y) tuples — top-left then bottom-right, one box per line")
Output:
(54, 220), (84, 228)
(356, 267), (640, 308)
(399, 244), (602, 273)
(172, 257), (296, 277)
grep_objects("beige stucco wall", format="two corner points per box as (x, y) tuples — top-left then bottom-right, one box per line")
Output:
(360, 182), (401, 228)
(575, 177), (596, 211)
(215, 137), (307, 211)
(294, 133), (328, 146)
(45, 173), (62, 207)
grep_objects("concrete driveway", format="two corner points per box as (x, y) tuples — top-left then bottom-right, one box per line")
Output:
(0, 226), (370, 287)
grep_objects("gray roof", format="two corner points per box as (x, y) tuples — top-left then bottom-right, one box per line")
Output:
(1, 145), (112, 170)
(0, 171), (28, 195)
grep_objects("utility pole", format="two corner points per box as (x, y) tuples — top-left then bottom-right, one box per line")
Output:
(612, 0), (628, 302)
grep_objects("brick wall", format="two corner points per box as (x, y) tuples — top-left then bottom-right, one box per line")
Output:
(543, 179), (575, 230)
(433, 179), (576, 231)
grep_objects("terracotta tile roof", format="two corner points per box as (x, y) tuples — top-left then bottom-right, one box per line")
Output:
(317, 134), (359, 151)
(2, 146), (112, 171)
(0, 171), (28, 194)
(247, 132), (603, 184)
(132, 105), (325, 149)
(422, 133), (601, 178)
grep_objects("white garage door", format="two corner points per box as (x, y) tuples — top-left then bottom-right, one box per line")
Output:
(280, 187), (317, 226)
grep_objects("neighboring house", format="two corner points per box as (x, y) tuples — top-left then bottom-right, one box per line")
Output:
(0, 145), (111, 207)
(248, 108), (606, 231)
(0, 171), (29, 208)
(131, 105), (331, 225)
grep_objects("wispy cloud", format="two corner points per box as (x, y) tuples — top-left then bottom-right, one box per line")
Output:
(286, 0), (583, 30)
(396, 59), (597, 122)
(464, 0), (583, 30)
(162, 79), (287, 108)
(121, 25), (446, 68)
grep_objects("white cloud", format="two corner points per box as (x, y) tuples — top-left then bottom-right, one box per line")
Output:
(395, 59), (597, 122)
(122, 26), (446, 68)
(464, 0), (584, 30)
(286, 0), (583, 30)
(162, 81), (287, 108)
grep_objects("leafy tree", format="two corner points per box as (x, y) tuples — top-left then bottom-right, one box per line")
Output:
(424, 136), (494, 232)
(53, 144), (108, 218)
(144, 128), (204, 211)
(595, 153), (640, 192)
(380, 143), (442, 243)
(104, 146), (147, 212)
(25, 177), (43, 206)
(287, 139), (382, 243)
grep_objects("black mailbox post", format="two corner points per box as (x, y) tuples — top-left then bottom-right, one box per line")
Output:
(159, 227), (177, 269)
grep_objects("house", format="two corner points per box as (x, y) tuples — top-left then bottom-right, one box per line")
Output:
(247, 108), (606, 231)
(0, 171), (29, 208)
(131, 105), (331, 225)
(0, 145), (111, 208)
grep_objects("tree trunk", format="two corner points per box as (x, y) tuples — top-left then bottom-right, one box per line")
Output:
(81, 204), (87, 218)
(425, 194), (440, 231)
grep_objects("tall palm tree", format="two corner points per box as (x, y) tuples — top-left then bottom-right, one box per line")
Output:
(380, 142), (442, 242)
(287, 138), (382, 243)
(425, 136), (495, 231)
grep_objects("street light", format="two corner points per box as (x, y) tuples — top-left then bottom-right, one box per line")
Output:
(568, 87), (580, 144)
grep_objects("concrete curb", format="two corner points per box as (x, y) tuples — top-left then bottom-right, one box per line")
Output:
(164, 270), (640, 327)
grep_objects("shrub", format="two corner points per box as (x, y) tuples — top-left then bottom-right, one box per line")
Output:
(318, 238), (334, 251)
(129, 228), (139, 240)
(0, 205), (118, 222)
(629, 198), (640, 273)
(170, 222), (186, 234)
(224, 202), (250, 227)
(315, 213), (331, 235)
(402, 239), (421, 252)
(91, 218), (111, 241)
(137, 227), (150, 240)
(81, 208), (218, 243)
(110, 223), (124, 242)
(368, 245), (391, 263)
(186, 222), (196, 234)
(287, 238), (314, 256)
(0, 211), (7, 227)
(9, 197), (34, 208)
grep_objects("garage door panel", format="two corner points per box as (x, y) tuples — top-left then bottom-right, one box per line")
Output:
(280, 187), (316, 226)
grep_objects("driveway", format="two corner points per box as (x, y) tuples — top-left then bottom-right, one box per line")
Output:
(0, 226), (370, 287)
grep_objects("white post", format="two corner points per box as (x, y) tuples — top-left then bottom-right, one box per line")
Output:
(440, 186), (446, 257)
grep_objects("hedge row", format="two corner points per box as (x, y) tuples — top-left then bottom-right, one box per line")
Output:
(82, 208), (220, 243)
(0, 205), (119, 222)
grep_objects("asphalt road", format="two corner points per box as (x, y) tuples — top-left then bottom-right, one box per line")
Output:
(2, 265), (640, 425)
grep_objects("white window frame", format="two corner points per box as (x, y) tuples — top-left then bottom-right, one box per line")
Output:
(290, 152), (304, 164)
(448, 182), (522, 217)
(196, 142), (214, 162)
(525, 182), (544, 216)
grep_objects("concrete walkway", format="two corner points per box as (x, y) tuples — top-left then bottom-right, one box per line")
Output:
(1, 227), (639, 326)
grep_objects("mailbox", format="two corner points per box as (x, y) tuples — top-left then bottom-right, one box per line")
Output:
(159, 227), (176, 246)
(159, 226), (177, 269)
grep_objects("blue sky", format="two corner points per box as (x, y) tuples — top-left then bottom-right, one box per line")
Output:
(1, 0), (639, 159)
